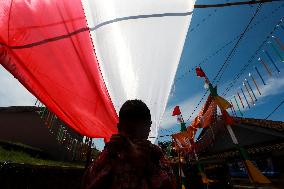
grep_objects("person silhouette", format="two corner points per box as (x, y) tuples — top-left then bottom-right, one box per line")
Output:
(82, 99), (175, 189)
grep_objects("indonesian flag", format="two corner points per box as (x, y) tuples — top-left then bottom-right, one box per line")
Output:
(195, 66), (206, 78)
(0, 0), (196, 142)
(172, 106), (182, 116)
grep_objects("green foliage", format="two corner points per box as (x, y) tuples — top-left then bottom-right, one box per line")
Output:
(0, 146), (84, 168)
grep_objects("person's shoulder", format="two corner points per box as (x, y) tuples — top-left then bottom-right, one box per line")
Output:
(82, 149), (113, 189)
(104, 134), (129, 155)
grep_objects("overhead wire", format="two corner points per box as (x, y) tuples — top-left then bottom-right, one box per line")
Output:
(174, 2), (284, 84)
(159, 3), (284, 139)
(188, 0), (230, 33)
(212, 3), (264, 85)
(222, 15), (284, 97)
(194, 0), (283, 9)
(265, 100), (284, 119)
(185, 3), (264, 124)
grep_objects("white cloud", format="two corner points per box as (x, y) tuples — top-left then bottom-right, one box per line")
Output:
(0, 66), (35, 107)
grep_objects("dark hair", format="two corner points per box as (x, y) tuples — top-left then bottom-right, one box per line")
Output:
(119, 99), (151, 123)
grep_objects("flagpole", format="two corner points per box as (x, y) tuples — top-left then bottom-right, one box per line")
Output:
(172, 106), (210, 187)
(178, 149), (182, 189)
(195, 66), (270, 184)
(225, 124), (256, 183)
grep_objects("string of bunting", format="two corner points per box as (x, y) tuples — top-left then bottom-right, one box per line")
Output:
(35, 101), (90, 161)
(160, 5), (284, 138)
(172, 67), (271, 184)
(227, 18), (284, 117)
(171, 97), (217, 184)
(173, 3), (284, 86)
(222, 15), (284, 97)
(166, 5), (284, 129)
(182, 2), (264, 126)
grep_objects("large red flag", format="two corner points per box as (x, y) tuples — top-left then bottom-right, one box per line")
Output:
(0, 0), (196, 142)
(0, 0), (118, 140)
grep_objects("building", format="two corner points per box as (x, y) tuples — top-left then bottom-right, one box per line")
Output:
(191, 116), (284, 187)
(0, 106), (84, 161)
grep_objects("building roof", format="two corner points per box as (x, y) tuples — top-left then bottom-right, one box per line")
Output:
(234, 116), (284, 131)
(0, 106), (39, 113)
(193, 116), (284, 159)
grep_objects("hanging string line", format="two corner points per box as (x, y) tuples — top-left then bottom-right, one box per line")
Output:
(194, 0), (283, 9)
(265, 100), (284, 119)
(183, 3), (263, 124)
(223, 18), (284, 97)
(188, 0), (230, 33)
(151, 3), (263, 139)
(222, 15), (284, 97)
(175, 3), (284, 84)
(158, 4), (283, 137)
(213, 3), (263, 86)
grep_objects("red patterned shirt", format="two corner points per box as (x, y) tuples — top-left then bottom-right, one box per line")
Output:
(82, 134), (176, 189)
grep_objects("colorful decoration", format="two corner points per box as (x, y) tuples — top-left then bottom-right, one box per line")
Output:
(190, 95), (217, 129)
(254, 66), (266, 85)
(195, 67), (232, 112)
(237, 92), (245, 109)
(34, 100), (87, 161)
(234, 96), (243, 117)
(245, 79), (257, 102)
(273, 36), (284, 50)
(243, 81), (255, 105)
(195, 67), (233, 122)
(241, 87), (250, 109)
(237, 145), (271, 184)
(229, 104), (236, 117)
(194, 66), (271, 184)
(172, 106), (182, 116)
(249, 73), (261, 95)
(258, 58), (272, 77)
(229, 100), (237, 117)
(263, 50), (280, 73)
(227, 22), (284, 118)
(195, 67), (206, 78)
(172, 106), (186, 132)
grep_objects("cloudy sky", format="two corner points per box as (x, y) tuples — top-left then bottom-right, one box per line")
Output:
(1, 1), (284, 149)
(158, 1), (284, 140)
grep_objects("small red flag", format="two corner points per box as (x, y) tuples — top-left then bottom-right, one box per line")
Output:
(195, 67), (206, 78)
(172, 106), (181, 116)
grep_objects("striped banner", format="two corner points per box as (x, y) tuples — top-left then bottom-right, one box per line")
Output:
(0, 0), (196, 142)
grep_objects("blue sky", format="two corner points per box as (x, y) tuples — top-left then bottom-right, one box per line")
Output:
(159, 1), (284, 141)
(1, 1), (284, 150)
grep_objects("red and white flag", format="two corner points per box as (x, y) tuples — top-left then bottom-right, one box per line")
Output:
(0, 0), (196, 141)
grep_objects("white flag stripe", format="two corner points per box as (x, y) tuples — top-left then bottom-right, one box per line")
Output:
(82, 0), (196, 142)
